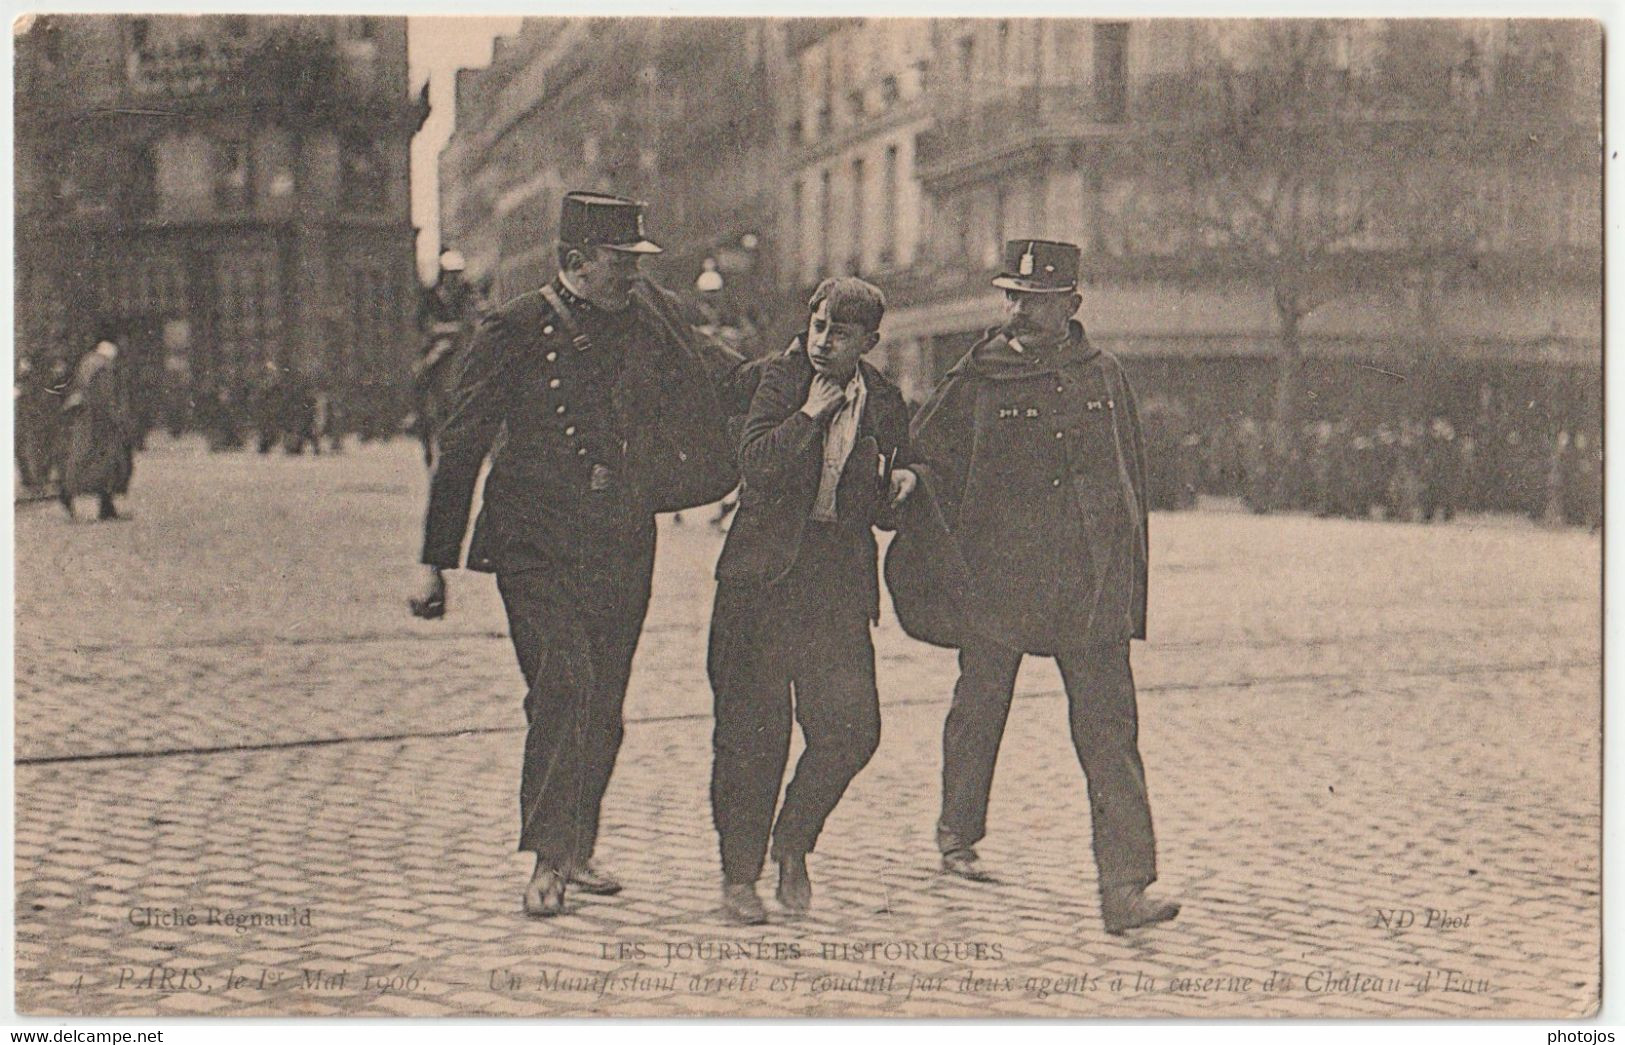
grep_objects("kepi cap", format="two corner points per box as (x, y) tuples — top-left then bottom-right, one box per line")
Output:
(991, 239), (1080, 294)
(559, 191), (663, 254)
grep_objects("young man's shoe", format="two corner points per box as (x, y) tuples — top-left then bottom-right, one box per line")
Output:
(1101, 883), (1179, 935)
(774, 851), (812, 915)
(941, 849), (997, 883)
(721, 882), (768, 925)
(568, 861), (623, 896)
(937, 826), (997, 882)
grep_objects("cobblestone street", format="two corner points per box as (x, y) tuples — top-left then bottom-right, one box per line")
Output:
(13, 437), (1602, 1018)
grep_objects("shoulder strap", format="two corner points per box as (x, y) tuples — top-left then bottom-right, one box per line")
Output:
(537, 284), (591, 353)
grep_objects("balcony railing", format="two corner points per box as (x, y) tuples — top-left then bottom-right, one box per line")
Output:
(916, 84), (1135, 174)
(917, 70), (1599, 181)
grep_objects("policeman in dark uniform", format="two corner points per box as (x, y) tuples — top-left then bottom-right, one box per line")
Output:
(412, 192), (748, 917)
(887, 240), (1178, 935)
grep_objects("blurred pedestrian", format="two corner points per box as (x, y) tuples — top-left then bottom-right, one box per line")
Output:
(1141, 397), (1196, 510)
(1345, 429), (1379, 519)
(15, 356), (60, 492)
(254, 360), (283, 454)
(1577, 430), (1602, 533)
(411, 249), (480, 469)
(1306, 420), (1335, 516)
(279, 369), (318, 454)
(162, 352), (192, 438)
(1420, 416), (1460, 523)
(1238, 416), (1270, 512)
(58, 330), (135, 521)
(1385, 420), (1424, 522)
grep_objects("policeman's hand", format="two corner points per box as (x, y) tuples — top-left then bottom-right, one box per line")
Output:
(888, 467), (919, 508)
(801, 374), (848, 422)
(409, 565), (447, 620)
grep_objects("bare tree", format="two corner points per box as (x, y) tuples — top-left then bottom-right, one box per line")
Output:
(1168, 22), (1371, 446)
(1150, 20), (1523, 507)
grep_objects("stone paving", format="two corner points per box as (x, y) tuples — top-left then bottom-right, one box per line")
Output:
(13, 437), (1602, 1018)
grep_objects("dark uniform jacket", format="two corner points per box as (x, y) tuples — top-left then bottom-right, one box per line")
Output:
(421, 277), (749, 573)
(716, 342), (911, 622)
(885, 322), (1149, 653)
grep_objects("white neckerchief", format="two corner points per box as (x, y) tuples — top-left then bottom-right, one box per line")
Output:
(810, 366), (866, 523)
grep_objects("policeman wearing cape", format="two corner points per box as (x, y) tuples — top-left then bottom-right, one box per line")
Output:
(886, 239), (1180, 934)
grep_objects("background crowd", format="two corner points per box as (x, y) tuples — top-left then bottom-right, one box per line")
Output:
(15, 269), (1602, 534)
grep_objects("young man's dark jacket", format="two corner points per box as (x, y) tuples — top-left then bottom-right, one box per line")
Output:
(715, 338), (911, 622)
(885, 321), (1149, 653)
(421, 278), (751, 573)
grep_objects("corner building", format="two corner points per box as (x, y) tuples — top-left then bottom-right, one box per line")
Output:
(15, 14), (424, 434)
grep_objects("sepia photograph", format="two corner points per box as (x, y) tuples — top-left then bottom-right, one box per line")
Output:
(10, 13), (1603, 1019)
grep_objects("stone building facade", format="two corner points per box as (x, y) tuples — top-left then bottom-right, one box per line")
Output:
(438, 18), (1599, 442)
(16, 14), (424, 435)
(867, 19), (1601, 428)
(438, 18), (791, 346)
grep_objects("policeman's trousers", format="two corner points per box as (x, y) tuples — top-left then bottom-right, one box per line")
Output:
(495, 522), (654, 874)
(938, 635), (1157, 889)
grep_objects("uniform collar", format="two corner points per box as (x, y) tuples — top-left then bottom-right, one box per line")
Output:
(965, 321), (1098, 378)
(554, 273), (599, 317)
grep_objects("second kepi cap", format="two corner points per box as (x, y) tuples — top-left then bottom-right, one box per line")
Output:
(991, 239), (1080, 294)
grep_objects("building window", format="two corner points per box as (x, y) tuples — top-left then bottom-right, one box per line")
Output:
(1051, 23), (1082, 83)
(344, 260), (393, 390)
(791, 180), (804, 273)
(214, 250), (282, 377)
(214, 140), (251, 212)
(850, 156), (865, 274)
(122, 144), (158, 220)
(848, 88), (866, 119)
(818, 169), (832, 274)
(821, 43), (836, 135)
(42, 18), (64, 65)
(340, 137), (386, 211)
(958, 36), (975, 83)
(881, 75), (900, 107)
(1094, 23), (1129, 123)
(130, 17), (150, 53)
(881, 144), (899, 266)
